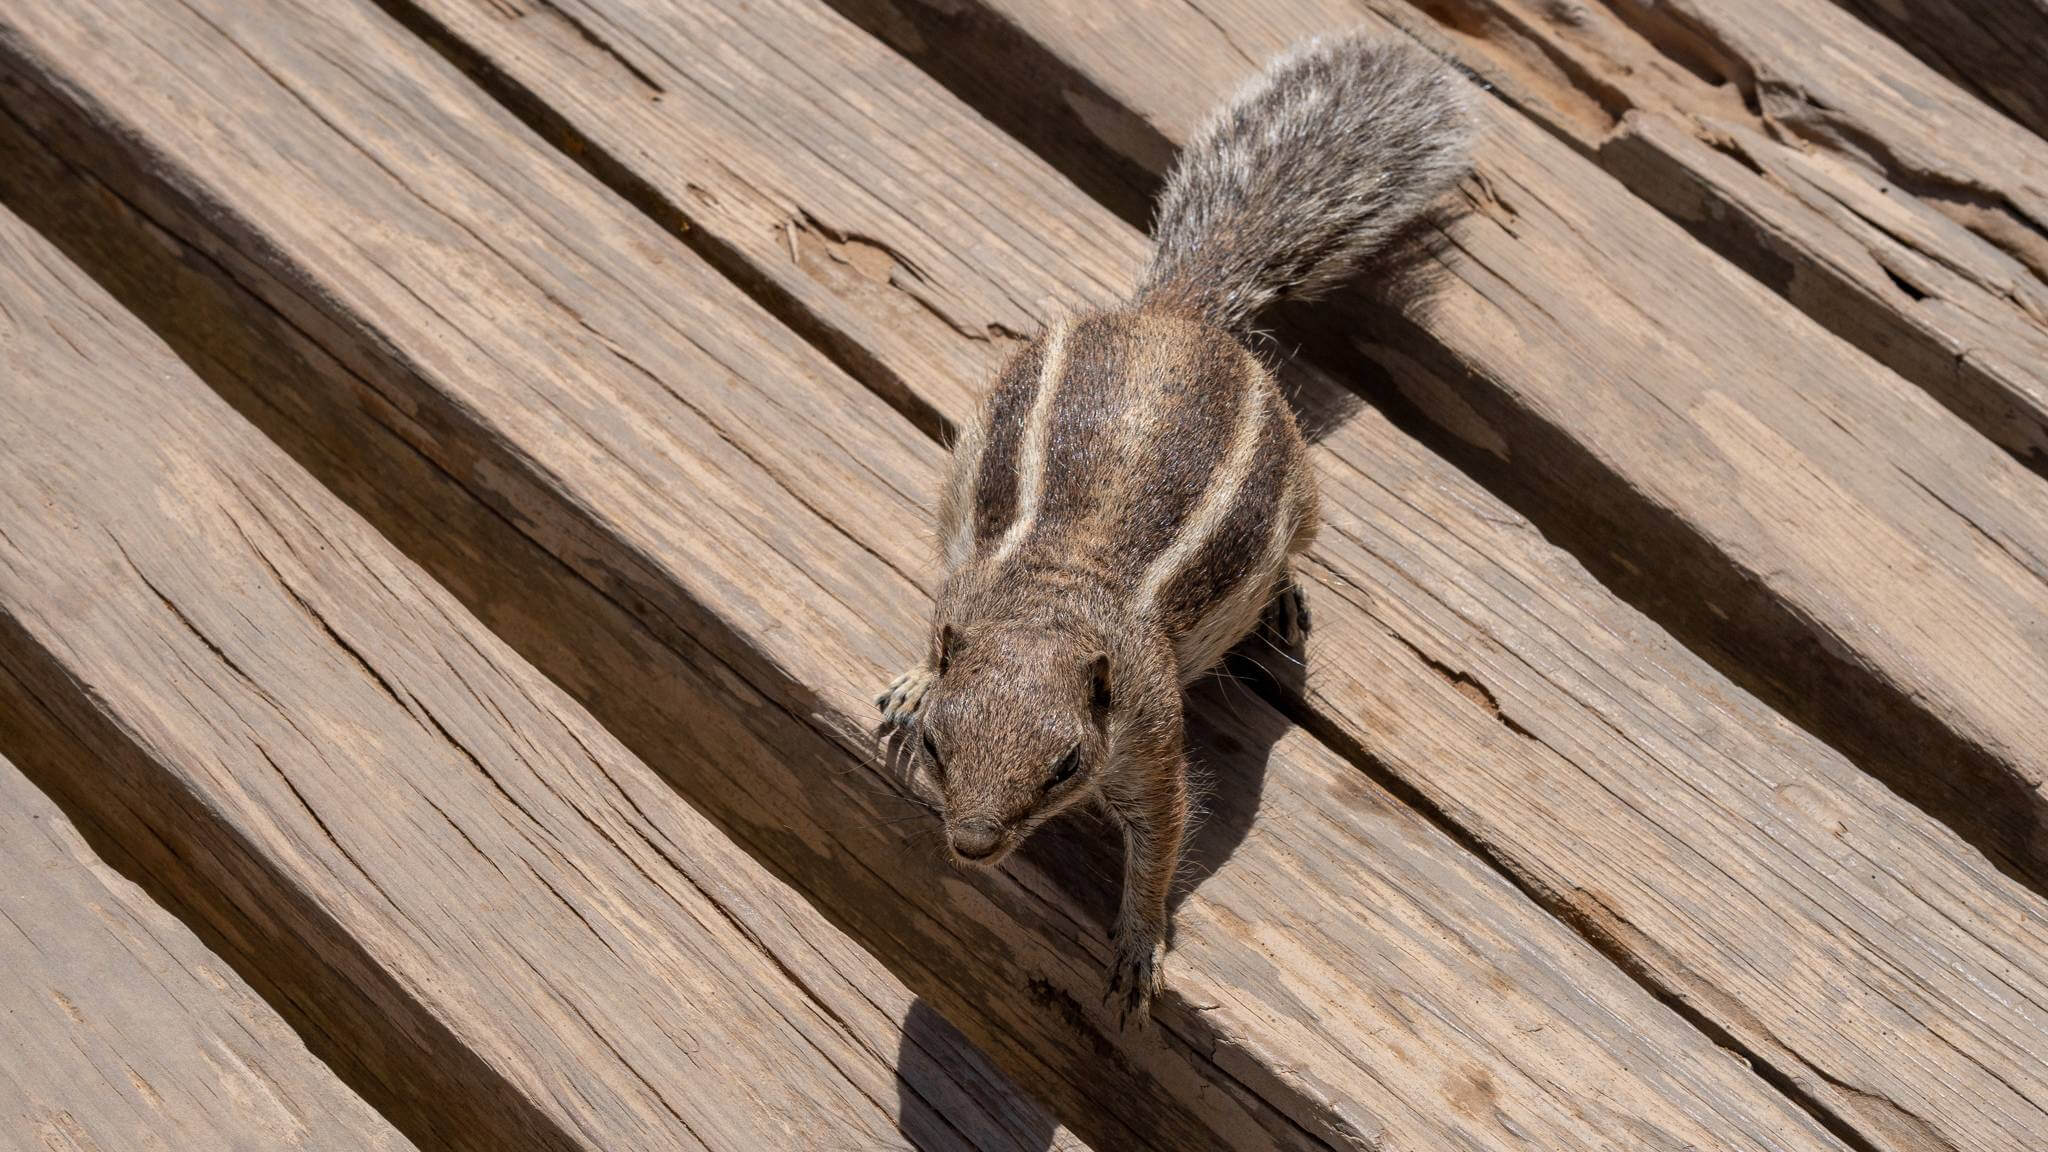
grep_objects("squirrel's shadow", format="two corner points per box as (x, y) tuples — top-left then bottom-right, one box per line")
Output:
(893, 998), (1062, 1150)
(1263, 205), (1467, 447)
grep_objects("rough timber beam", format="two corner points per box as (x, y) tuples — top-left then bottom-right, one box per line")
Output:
(0, 751), (419, 1152)
(352, 0), (2048, 1148)
(0, 0), (1883, 1148)
(823, 0), (2048, 898)
(0, 200), (1087, 1152)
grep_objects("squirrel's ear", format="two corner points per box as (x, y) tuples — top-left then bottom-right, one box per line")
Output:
(936, 624), (955, 674)
(1088, 652), (1112, 715)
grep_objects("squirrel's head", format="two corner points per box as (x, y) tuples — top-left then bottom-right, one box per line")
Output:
(912, 619), (1113, 867)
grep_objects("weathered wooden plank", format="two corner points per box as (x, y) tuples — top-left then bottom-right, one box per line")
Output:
(356, 1), (2048, 1150)
(374, 0), (1132, 433)
(1827, 0), (2048, 143)
(0, 18), (1223, 1150)
(0, 753), (418, 1152)
(0, 1), (1866, 1150)
(0, 203), (1085, 1152)
(824, 0), (2048, 890)
(1349, 0), (2048, 473)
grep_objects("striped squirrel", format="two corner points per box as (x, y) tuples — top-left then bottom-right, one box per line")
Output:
(878, 33), (1472, 1029)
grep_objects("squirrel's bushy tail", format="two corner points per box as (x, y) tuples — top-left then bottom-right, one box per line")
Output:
(1138, 33), (1473, 332)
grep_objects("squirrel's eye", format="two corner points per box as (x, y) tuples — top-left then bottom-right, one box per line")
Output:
(921, 731), (946, 777)
(1047, 746), (1081, 791)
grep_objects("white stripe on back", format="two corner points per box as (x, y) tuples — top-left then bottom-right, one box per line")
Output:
(1136, 371), (1269, 616)
(987, 320), (1070, 567)
(1174, 461), (1296, 678)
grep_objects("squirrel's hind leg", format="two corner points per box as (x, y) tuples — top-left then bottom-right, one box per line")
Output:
(1262, 569), (1312, 649)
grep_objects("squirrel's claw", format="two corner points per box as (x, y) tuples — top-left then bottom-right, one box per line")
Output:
(1106, 930), (1165, 1031)
(874, 665), (937, 733)
(1263, 576), (1311, 649)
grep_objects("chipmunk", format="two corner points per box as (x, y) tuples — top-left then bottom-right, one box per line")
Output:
(878, 33), (1472, 1028)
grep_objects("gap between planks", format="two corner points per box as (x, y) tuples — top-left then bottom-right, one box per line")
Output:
(253, 2), (2048, 1152)
(818, 0), (2048, 899)
(0, 749), (421, 1152)
(0, 0), (1919, 1149)
(0, 196), (1091, 1152)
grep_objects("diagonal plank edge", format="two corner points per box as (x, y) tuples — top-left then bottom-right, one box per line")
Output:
(0, 0), (1872, 1149)
(1346, 0), (2048, 472)
(827, 0), (2048, 892)
(1824, 0), (2048, 146)
(0, 144), (1273, 1152)
(0, 751), (420, 1152)
(0, 203), (1086, 1152)
(284, 0), (2048, 1150)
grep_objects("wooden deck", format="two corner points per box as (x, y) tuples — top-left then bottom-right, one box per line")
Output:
(0, 0), (2042, 1149)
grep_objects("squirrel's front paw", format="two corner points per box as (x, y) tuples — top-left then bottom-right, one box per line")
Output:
(1105, 927), (1165, 1031)
(874, 665), (936, 732)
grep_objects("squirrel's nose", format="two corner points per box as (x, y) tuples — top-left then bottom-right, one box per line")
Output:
(949, 819), (1002, 862)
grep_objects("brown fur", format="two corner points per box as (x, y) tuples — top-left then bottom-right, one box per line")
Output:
(879, 34), (1469, 1029)
(883, 306), (1312, 1027)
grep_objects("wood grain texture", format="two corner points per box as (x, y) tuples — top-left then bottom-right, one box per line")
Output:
(356, 2), (2048, 1149)
(374, 0), (1134, 435)
(1827, 0), (2048, 143)
(315, 0), (2048, 1139)
(0, 204), (1084, 1152)
(0, 754), (417, 1152)
(826, 0), (2048, 892)
(0, 1), (1864, 1149)
(1352, 0), (2048, 473)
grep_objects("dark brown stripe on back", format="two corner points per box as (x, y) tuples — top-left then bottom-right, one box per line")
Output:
(1156, 397), (1291, 633)
(1110, 336), (1252, 578)
(1033, 312), (1132, 531)
(971, 338), (1046, 549)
